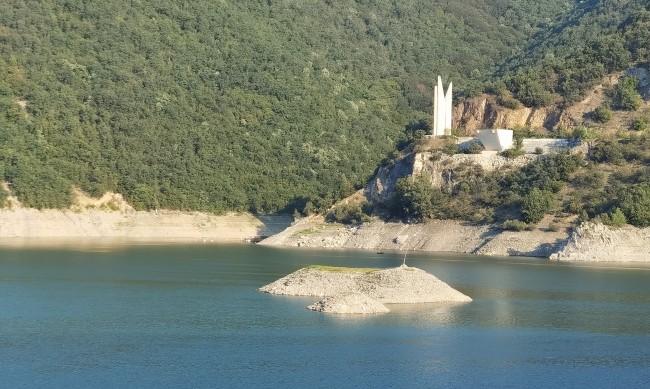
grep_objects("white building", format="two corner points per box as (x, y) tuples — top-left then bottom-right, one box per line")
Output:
(476, 129), (514, 152)
(432, 76), (452, 137)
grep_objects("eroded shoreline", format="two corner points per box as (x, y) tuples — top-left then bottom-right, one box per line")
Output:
(0, 208), (292, 246)
(260, 216), (650, 263)
(1, 206), (648, 263)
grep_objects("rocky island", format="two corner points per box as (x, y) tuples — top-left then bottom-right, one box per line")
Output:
(259, 265), (471, 314)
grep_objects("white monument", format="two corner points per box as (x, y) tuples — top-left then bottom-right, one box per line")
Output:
(432, 76), (452, 136)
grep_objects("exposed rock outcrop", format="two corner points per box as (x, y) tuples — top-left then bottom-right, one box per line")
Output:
(453, 66), (650, 133)
(260, 215), (571, 258)
(550, 222), (650, 262)
(260, 265), (472, 314)
(626, 66), (650, 100)
(453, 94), (562, 133)
(366, 151), (534, 202)
(365, 153), (414, 202)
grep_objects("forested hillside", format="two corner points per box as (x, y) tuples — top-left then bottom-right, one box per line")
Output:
(500, 0), (650, 107)
(0, 0), (608, 213)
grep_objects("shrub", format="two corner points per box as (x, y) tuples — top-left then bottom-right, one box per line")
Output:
(442, 141), (458, 155)
(609, 207), (627, 227)
(592, 104), (612, 123)
(572, 125), (594, 140)
(630, 116), (648, 131)
(0, 186), (7, 207)
(326, 201), (371, 225)
(612, 77), (642, 111)
(618, 184), (650, 227)
(534, 147), (544, 155)
(497, 91), (520, 109)
(521, 188), (554, 223)
(564, 199), (583, 214)
(589, 140), (624, 164)
(463, 142), (485, 154)
(572, 169), (606, 190)
(500, 147), (525, 159)
(502, 219), (532, 231)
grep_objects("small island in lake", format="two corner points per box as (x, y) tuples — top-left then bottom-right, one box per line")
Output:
(259, 265), (471, 314)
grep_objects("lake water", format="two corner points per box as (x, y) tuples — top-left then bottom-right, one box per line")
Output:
(1, 244), (649, 388)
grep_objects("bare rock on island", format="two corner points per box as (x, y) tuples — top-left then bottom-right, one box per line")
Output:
(260, 265), (471, 314)
(308, 293), (390, 314)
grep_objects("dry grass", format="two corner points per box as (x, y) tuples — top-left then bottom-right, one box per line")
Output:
(306, 265), (380, 274)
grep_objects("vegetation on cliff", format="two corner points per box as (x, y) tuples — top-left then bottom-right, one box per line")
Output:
(377, 134), (650, 229)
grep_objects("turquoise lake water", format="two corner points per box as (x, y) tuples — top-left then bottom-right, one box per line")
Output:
(1, 244), (649, 388)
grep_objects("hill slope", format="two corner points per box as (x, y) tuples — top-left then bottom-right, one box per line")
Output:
(499, 0), (650, 107)
(0, 0), (576, 212)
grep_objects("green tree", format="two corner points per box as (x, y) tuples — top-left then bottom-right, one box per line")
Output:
(609, 207), (627, 227)
(612, 77), (642, 111)
(521, 188), (554, 223)
(618, 184), (650, 227)
(394, 175), (436, 222)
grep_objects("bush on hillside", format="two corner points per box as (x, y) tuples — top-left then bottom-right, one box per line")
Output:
(463, 142), (485, 154)
(630, 116), (648, 131)
(612, 77), (643, 111)
(502, 219), (532, 231)
(394, 176), (439, 222)
(618, 184), (650, 227)
(592, 104), (613, 123)
(0, 185), (7, 207)
(589, 141), (625, 164)
(609, 207), (628, 227)
(521, 188), (555, 223)
(500, 147), (525, 159)
(327, 201), (372, 225)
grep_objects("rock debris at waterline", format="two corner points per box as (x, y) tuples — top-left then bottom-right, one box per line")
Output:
(308, 292), (390, 314)
(259, 265), (471, 314)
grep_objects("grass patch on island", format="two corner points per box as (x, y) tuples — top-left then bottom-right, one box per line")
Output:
(306, 265), (380, 274)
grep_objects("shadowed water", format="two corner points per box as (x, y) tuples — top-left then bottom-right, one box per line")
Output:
(1, 244), (649, 388)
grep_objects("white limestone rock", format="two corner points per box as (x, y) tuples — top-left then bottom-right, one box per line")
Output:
(307, 293), (390, 314)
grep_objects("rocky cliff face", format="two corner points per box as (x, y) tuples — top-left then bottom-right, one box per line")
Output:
(550, 222), (650, 262)
(365, 151), (533, 202)
(452, 95), (563, 134)
(365, 153), (414, 202)
(454, 67), (650, 134)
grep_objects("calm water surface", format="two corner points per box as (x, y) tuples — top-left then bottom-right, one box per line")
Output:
(1, 244), (649, 388)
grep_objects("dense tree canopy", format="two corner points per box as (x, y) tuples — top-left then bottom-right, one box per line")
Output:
(499, 0), (650, 107)
(1, 0), (645, 214)
(0, 0), (577, 212)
